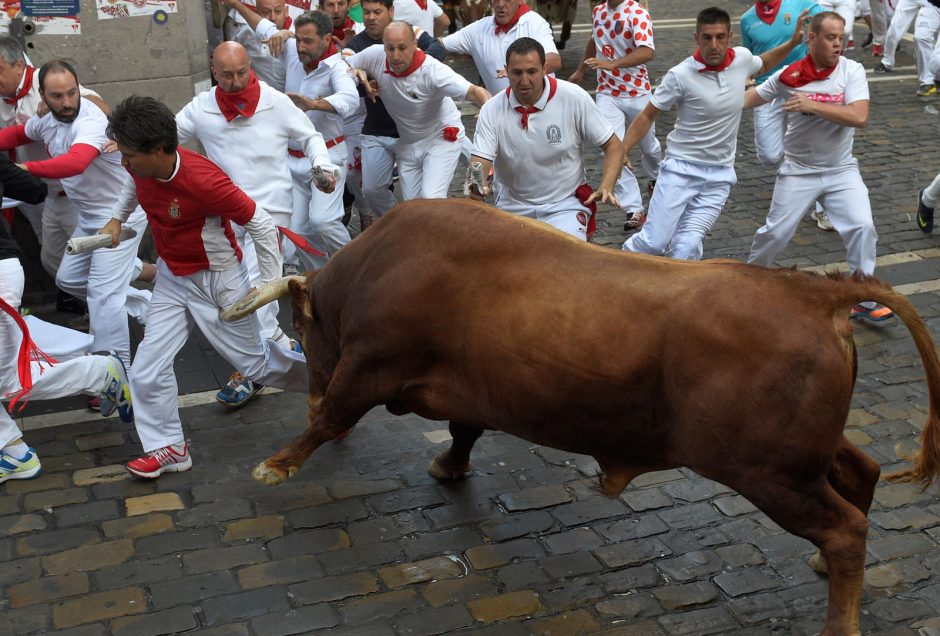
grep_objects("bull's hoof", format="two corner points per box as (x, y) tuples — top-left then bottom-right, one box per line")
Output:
(599, 472), (629, 497)
(808, 550), (829, 575)
(428, 457), (469, 481)
(251, 461), (296, 485)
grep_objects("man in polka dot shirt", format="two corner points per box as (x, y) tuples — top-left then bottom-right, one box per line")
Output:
(570, 0), (660, 231)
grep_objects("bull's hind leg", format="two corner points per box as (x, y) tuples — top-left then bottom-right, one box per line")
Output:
(253, 363), (373, 485)
(739, 481), (868, 636)
(428, 421), (483, 481)
(810, 438), (881, 575)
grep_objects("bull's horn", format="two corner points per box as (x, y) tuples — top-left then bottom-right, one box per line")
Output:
(220, 275), (306, 322)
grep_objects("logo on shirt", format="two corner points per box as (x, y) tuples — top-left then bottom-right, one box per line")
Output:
(602, 44), (615, 60)
(546, 124), (561, 144)
(783, 12), (791, 24)
(168, 198), (180, 219)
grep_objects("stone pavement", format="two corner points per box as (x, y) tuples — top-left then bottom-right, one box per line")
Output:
(4, 0), (940, 634)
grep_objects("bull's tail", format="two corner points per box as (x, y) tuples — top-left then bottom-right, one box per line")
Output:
(836, 275), (940, 487)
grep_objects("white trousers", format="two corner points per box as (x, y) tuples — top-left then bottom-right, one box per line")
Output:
(753, 96), (787, 166)
(914, 6), (940, 84)
(883, 0), (930, 68)
(818, 0), (857, 42)
(595, 92), (662, 217)
(0, 258), (108, 449)
(344, 131), (370, 217)
(130, 259), (308, 452)
(360, 134), (399, 218)
(495, 193), (589, 240)
(922, 171), (940, 206)
(55, 208), (149, 362)
(288, 148), (351, 270)
(396, 130), (464, 200)
(623, 157), (735, 260)
(748, 161), (877, 276)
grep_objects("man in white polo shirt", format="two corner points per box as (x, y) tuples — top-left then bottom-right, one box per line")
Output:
(0, 61), (149, 364)
(176, 41), (336, 407)
(347, 21), (490, 199)
(470, 38), (620, 240)
(440, 0), (560, 94)
(744, 11), (894, 323)
(224, 1), (359, 266)
(569, 0), (660, 231)
(621, 6), (806, 261)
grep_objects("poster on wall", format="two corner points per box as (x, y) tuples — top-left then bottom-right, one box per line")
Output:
(0, 0), (81, 34)
(95, 0), (177, 21)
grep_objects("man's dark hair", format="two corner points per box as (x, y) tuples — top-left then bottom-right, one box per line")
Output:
(696, 7), (731, 32)
(38, 60), (78, 92)
(361, 0), (393, 9)
(107, 95), (178, 154)
(295, 9), (333, 36)
(505, 36), (545, 66)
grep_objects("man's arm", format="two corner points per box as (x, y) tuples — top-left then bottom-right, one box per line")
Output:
(544, 52), (562, 76)
(585, 134), (622, 206)
(242, 205), (282, 284)
(622, 101), (660, 155)
(433, 11), (450, 38)
(784, 96), (868, 127)
(419, 31), (448, 61)
(222, 0), (293, 57)
(568, 38), (597, 84)
(0, 155), (46, 204)
(756, 9), (810, 75)
(743, 86), (769, 109)
(101, 176), (140, 247)
(586, 46), (654, 73)
(222, 0), (264, 32)
(465, 84), (492, 107)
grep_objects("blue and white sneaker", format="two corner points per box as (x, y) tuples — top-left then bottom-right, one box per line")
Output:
(0, 447), (41, 484)
(99, 353), (133, 423)
(216, 372), (263, 408)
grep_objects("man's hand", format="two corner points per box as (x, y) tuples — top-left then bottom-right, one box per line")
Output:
(585, 57), (616, 71)
(790, 9), (811, 46)
(263, 30), (292, 57)
(585, 188), (619, 207)
(567, 66), (585, 84)
(15, 163), (27, 172)
(782, 93), (816, 115)
(287, 92), (315, 111)
(36, 99), (48, 117)
(333, 28), (356, 48)
(495, 68), (508, 79)
(99, 218), (123, 248)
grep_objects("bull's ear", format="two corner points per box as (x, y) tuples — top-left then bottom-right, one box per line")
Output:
(288, 278), (313, 323)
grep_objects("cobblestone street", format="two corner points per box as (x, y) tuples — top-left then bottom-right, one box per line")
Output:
(3, 0), (940, 634)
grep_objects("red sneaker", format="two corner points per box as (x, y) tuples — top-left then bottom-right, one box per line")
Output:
(126, 443), (192, 478)
(872, 44), (884, 57)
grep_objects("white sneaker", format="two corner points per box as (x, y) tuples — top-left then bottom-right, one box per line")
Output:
(811, 209), (834, 232)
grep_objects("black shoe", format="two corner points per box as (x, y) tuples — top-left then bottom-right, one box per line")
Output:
(874, 62), (890, 74)
(917, 188), (934, 233)
(56, 291), (87, 315)
(861, 32), (873, 48)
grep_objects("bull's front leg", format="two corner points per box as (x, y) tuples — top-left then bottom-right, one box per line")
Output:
(253, 394), (329, 485)
(428, 421), (484, 480)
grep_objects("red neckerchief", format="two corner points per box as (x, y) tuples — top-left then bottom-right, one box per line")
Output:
(305, 40), (338, 73)
(384, 49), (426, 78)
(495, 2), (531, 35)
(507, 75), (557, 129)
(3, 66), (34, 106)
(215, 70), (261, 122)
(0, 296), (56, 412)
(693, 47), (736, 73)
(755, 0), (782, 25)
(780, 54), (838, 88)
(332, 16), (354, 40)
(415, 0), (427, 9)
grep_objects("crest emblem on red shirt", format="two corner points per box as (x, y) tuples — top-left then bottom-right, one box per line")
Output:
(169, 199), (180, 219)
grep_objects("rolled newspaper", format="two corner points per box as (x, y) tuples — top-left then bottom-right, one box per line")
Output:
(311, 164), (341, 191)
(65, 228), (138, 255)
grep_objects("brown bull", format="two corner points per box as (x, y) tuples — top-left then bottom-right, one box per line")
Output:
(226, 200), (940, 636)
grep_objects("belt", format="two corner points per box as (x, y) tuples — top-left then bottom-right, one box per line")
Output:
(57, 191), (67, 197)
(287, 135), (345, 158)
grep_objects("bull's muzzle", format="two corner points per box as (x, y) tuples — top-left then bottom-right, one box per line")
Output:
(220, 275), (306, 322)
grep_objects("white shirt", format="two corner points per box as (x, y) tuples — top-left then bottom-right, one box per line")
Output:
(24, 98), (125, 222)
(175, 80), (332, 218)
(393, 0), (443, 36)
(256, 18), (360, 147)
(346, 45), (471, 143)
(652, 47), (763, 167)
(231, 17), (289, 92)
(756, 56), (867, 169)
(591, 0), (654, 98)
(442, 11), (558, 94)
(473, 78), (614, 205)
